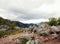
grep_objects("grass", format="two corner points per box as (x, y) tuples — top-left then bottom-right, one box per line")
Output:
(0, 29), (23, 38)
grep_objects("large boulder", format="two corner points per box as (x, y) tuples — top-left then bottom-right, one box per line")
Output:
(20, 33), (34, 40)
(51, 26), (60, 32)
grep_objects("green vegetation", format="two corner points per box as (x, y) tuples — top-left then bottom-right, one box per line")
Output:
(48, 17), (60, 26)
(0, 17), (16, 29)
(49, 17), (57, 26)
(0, 17), (23, 38)
(58, 17), (60, 25)
(19, 37), (28, 44)
(0, 29), (23, 38)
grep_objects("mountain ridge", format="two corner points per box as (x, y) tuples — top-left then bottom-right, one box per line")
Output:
(0, 17), (38, 28)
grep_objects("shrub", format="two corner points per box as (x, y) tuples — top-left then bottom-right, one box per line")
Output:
(49, 17), (57, 26)
(19, 37), (28, 44)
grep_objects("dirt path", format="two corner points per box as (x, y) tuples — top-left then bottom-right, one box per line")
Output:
(45, 38), (60, 44)
(33, 33), (60, 44)
(0, 32), (60, 44)
(0, 33), (23, 44)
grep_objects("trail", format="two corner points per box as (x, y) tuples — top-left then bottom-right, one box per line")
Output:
(33, 33), (60, 44)
(0, 32), (60, 44)
(0, 33), (23, 44)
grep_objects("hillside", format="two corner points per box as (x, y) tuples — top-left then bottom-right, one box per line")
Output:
(0, 17), (38, 38)
(0, 17), (38, 28)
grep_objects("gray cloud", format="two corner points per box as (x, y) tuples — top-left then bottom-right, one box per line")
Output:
(0, 0), (59, 23)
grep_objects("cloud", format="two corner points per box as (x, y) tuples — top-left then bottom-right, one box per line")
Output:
(0, 0), (59, 23)
(20, 18), (48, 24)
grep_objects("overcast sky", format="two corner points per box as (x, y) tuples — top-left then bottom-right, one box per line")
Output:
(0, 0), (60, 23)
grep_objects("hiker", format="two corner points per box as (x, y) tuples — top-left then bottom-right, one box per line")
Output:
(26, 36), (40, 44)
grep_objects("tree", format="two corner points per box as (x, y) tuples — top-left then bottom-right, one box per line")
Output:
(49, 17), (57, 26)
(58, 17), (60, 25)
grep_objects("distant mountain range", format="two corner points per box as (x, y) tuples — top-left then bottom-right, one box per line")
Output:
(0, 17), (38, 28)
(12, 21), (38, 28)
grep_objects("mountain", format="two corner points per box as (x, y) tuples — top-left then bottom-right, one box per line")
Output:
(0, 17), (38, 28)
(13, 21), (38, 28)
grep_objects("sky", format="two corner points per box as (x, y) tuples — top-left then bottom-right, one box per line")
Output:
(0, 0), (60, 23)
